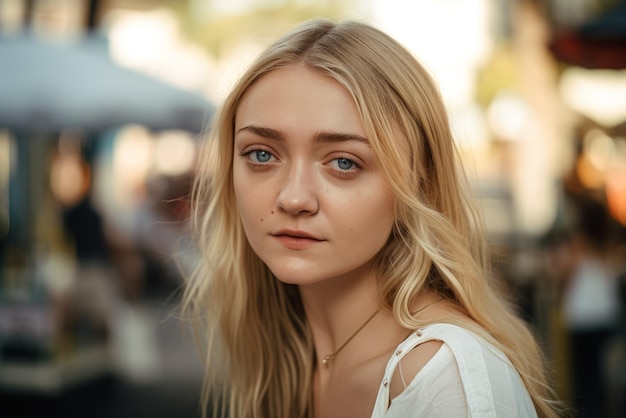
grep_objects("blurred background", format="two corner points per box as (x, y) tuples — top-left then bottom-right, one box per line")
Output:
(0, 0), (625, 417)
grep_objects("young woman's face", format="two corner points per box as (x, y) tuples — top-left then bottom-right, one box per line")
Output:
(233, 63), (395, 287)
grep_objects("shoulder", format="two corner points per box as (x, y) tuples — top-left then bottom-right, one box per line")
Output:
(389, 323), (495, 399)
(388, 338), (442, 399)
(376, 323), (537, 417)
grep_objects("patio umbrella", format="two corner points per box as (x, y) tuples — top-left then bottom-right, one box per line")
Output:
(0, 34), (214, 132)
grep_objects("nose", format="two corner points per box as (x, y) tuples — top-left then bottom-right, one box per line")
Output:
(276, 164), (319, 215)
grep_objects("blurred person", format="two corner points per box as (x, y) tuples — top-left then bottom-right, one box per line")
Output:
(182, 20), (563, 418)
(560, 197), (621, 417)
(62, 187), (108, 265)
(57, 145), (118, 347)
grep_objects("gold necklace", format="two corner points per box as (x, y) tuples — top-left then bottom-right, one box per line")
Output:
(322, 308), (381, 367)
(411, 298), (442, 317)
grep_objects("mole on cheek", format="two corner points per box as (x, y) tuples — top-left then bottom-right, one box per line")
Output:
(260, 218), (264, 222)
(271, 211), (275, 215)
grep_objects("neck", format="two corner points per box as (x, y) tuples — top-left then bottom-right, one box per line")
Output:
(298, 266), (386, 368)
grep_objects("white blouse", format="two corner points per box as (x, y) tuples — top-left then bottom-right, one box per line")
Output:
(371, 323), (538, 418)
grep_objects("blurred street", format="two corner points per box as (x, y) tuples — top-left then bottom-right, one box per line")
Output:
(1, 1), (626, 417)
(0, 291), (204, 418)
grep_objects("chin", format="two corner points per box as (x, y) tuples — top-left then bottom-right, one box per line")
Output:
(260, 257), (313, 282)
(265, 265), (324, 287)
(270, 271), (318, 286)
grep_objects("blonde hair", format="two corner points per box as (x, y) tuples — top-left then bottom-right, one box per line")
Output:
(183, 19), (562, 418)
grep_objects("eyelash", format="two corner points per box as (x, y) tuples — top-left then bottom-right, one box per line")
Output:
(239, 147), (277, 167)
(238, 147), (363, 177)
(328, 155), (361, 177)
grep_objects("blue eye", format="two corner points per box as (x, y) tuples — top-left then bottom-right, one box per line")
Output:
(335, 157), (356, 170)
(250, 150), (273, 163)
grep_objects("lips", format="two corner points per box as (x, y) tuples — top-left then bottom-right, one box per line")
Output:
(272, 229), (321, 240)
(271, 229), (324, 250)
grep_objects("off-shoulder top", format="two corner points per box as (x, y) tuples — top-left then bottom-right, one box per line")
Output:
(371, 323), (538, 417)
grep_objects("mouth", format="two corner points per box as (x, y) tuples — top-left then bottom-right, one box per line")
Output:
(272, 229), (322, 240)
(271, 229), (324, 249)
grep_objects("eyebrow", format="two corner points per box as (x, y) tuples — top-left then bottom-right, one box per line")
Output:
(236, 125), (369, 145)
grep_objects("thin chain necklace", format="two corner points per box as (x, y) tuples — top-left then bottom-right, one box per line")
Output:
(322, 308), (381, 367)
(411, 298), (442, 318)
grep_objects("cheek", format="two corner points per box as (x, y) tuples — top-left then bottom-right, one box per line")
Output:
(233, 172), (274, 236)
(233, 171), (255, 226)
(337, 189), (395, 245)
(367, 206), (395, 246)
(370, 190), (396, 243)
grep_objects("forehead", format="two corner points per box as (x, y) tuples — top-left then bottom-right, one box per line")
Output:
(235, 64), (366, 138)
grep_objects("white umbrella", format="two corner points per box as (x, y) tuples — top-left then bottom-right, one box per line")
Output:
(0, 34), (214, 132)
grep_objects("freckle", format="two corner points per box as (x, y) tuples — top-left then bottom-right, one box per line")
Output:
(271, 211), (275, 214)
(260, 218), (264, 222)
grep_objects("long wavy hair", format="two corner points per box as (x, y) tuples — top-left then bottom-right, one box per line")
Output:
(183, 19), (561, 418)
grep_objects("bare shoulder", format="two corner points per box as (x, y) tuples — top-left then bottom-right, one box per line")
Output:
(389, 339), (444, 399)
(387, 302), (470, 399)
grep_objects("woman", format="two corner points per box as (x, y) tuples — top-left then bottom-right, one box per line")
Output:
(183, 19), (562, 418)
